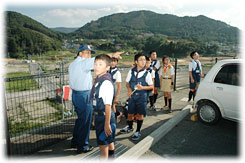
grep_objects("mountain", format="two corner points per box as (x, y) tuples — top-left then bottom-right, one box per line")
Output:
(71, 10), (239, 44)
(50, 27), (79, 33)
(6, 11), (63, 58)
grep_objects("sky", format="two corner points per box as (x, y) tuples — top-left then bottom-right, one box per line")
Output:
(2, 0), (244, 30)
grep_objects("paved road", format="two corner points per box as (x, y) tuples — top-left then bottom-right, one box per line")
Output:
(143, 114), (239, 158)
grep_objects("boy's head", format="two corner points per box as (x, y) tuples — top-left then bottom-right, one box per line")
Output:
(149, 50), (157, 60)
(145, 56), (151, 69)
(110, 57), (118, 68)
(162, 55), (170, 65)
(190, 51), (199, 60)
(135, 53), (146, 69)
(94, 54), (111, 76)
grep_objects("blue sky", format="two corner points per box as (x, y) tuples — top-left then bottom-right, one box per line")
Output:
(3, 0), (244, 30)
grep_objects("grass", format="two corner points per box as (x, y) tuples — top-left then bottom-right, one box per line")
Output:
(5, 72), (41, 92)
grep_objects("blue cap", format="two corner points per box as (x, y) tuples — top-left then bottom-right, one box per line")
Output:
(77, 44), (95, 55)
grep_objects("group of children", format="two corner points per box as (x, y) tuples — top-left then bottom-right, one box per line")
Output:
(90, 50), (202, 160)
(90, 50), (177, 160)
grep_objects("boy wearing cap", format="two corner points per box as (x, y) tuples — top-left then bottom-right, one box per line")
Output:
(69, 45), (122, 154)
(120, 54), (153, 140)
(90, 54), (116, 160)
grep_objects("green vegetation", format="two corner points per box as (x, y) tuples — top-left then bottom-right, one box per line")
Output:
(71, 10), (239, 45)
(6, 11), (63, 59)
(6, 10), (239, 60)
(5, 72), (40, 92)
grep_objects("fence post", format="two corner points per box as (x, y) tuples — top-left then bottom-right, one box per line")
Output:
(3, 82), (11, 156)
(174, 58), (177, 91)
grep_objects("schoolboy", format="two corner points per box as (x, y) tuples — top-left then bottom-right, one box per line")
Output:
(108, 57), (123, 122)
(188, 51), (204, 103)
(120, 54), (153, 140)
(145, 56), (155, 110)
(149, 51), (161, 109)
(159, 56), (174, 113)
(90, 54), (116, 160)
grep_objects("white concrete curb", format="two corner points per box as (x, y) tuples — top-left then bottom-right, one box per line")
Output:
(116, 105), (192, 161)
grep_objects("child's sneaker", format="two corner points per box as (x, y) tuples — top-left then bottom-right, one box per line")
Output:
(131, 131), (141, 141)
(120, 126), (134, 134)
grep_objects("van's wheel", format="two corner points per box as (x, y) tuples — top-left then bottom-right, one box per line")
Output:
(197, 101), (221, 125)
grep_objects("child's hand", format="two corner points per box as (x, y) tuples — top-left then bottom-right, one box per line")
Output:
(128, 90), (133, 98)
(170, 85), (173, 89)
(104, 124), (112, 137)
(191, 78), (194, 84)
(136, 84), (143, 90)
(151, 90), (154, 95)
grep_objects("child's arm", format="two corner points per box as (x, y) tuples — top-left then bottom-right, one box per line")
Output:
(136, 84), (153, 91)
(126, 82), (133, 98)
(114, 82), (121, 104)
(189, 71), (194, 83)
(104, 104), (112, 137)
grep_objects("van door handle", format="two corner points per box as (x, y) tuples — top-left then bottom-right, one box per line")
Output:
(216, 87), (223, 91)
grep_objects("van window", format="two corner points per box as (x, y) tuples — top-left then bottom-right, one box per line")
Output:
(214, 64), (240, 86)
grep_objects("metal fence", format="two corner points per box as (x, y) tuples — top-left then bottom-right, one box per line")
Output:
(4, 71), (76, 155)
(4, 57), (222, 156)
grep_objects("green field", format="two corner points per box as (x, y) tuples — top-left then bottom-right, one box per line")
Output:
(5, 72), (41, 92)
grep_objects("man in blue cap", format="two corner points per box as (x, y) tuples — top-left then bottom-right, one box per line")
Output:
(69, 44), (122, 154)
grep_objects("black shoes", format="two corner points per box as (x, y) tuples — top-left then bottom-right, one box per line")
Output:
(77, 145), (94, 154)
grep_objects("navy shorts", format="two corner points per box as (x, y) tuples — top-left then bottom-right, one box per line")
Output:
(128, 93), (148, 116)
(189, 76), (200, 90)
(94, 113), (116, 145)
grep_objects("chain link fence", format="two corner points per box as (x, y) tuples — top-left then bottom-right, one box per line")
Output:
(4, 71), (76, 155)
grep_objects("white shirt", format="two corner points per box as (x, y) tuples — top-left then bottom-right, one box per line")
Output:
(111, 69), (122, 83)
(98, 80), (114, 105)
(159, 65), (175, 76)
(126, 69), (153, 85)
(151, 60), (161, 69)
(189, 59), (202, 73)
(150, 69), (155, 79)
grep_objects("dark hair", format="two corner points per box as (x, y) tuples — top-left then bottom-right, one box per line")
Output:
(190, 51), (197, 59)
(162, 55), (170, 62)
(111, 57), (118, 62)
(95, 54), (111, 66)
(134, 53), (146, 61)
(149, 50), (156, 56)
(145, 56), (150, 61)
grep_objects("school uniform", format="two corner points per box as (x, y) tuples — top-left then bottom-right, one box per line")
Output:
(150, 60), (161, 88)
(126, 67), (153, 116)
(69, 56), (94, 152)
(189, 59), (202, 90)
(91, 73), (116, 145)
(159, 64), (174, 92)
(146, 68), (155, 109)
(108, 66), (122, 83)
